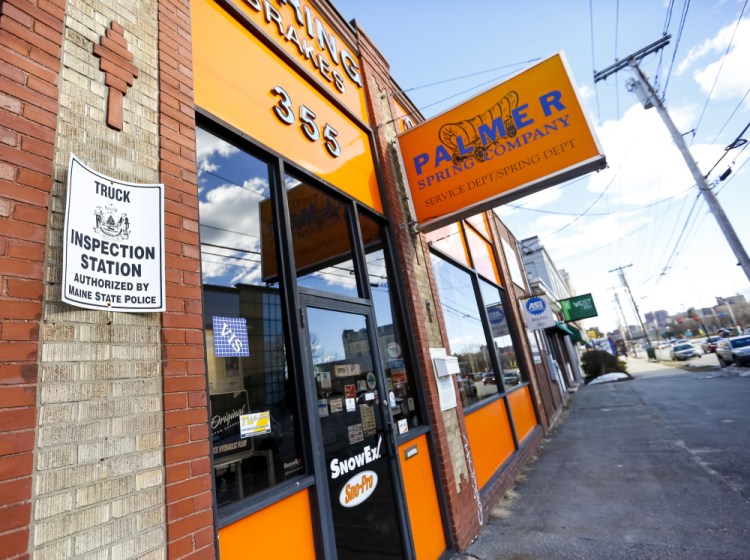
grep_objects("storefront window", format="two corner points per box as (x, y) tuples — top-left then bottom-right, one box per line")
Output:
(360, 212), (421, 432)
(285, 176), (359, 298)
(197, 127), (305, 511)
(479, 280), (521, 388)
(430, 254), (494, 407)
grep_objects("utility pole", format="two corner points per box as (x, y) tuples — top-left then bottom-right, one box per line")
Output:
(594, 36), (750, 284)
(613, 291), (636, 356)
(609, 264), (652, 348)
(716, 297), (738, 334)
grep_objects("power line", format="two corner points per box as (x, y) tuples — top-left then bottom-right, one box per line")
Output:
(654, 0), (677, 92)
(661, 0), (691, 100)
(588, 0), (602, 122)
(400, 59), (541, 94)
(692, 0), (749, 137)
(504, 184), (693, 217)
(655, 193), (701, 282)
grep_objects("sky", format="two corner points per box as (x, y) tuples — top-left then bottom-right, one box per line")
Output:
(333, 0), (750, 334)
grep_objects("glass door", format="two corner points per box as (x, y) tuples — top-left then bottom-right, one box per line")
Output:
(303, 302), (405, 560)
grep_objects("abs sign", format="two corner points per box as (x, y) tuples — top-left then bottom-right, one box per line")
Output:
(339, 470), (378, 508)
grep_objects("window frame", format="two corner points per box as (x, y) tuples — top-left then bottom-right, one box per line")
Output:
(195, 111), (432, 530)
(430, 244), (530, 416)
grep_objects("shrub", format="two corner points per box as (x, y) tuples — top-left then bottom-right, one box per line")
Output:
(581, 350), (628, 382)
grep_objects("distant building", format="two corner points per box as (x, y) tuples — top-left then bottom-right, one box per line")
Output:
(645, 310), (669, 329)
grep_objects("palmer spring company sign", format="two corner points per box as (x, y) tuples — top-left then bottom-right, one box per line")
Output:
(62, 154), (166, 312)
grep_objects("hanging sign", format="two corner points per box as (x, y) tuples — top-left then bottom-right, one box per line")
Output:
(520, 295), (556, 330)
(560, 293), (598, 322)
(62, 154), (165, 312)
(397, 53), (606, 231)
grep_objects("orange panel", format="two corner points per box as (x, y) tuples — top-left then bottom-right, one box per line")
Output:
(218, 489), (316, 559)
(464, 224), (501, 284)
(425, 223), (470, 267)
(508, 385), (537, 443)
(228, 0), (367, 119)
(192, 0), (381, 213)
(464, 399), (515, 488)
(398, 435), (446, 560)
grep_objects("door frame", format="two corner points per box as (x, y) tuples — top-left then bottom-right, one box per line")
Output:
(298, 290), (414, 559)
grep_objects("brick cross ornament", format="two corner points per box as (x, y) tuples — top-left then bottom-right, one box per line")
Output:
(93, 22), (138, 131)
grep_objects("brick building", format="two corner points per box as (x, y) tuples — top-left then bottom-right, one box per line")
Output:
(0, 1), (579, 558)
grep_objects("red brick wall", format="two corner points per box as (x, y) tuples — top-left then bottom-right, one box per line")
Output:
(158, 1), (216, 558)
(0, 0), (64, 557)
(354, 27), (487, 552)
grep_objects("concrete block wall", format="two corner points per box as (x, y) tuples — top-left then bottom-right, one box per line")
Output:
(354, 26), (486, 551)
(29, 1), (167, 558)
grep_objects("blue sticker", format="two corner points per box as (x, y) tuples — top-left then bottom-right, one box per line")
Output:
(212, 316), (250, 357)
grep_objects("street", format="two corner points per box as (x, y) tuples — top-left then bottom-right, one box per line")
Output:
(456, 357), (750, 560)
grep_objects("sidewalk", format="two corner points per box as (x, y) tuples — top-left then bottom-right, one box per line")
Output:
(454, 357), (750, 560)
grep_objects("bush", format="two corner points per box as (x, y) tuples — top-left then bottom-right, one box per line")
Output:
(581, 350), (628, 382)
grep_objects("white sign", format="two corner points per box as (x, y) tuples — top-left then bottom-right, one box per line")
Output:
(62, 154), (165, 312)
(339, 470), (378, 508)
(430, 348), (457, 411)
(502, 238), (526, 287)
(520, 294), (556, 330)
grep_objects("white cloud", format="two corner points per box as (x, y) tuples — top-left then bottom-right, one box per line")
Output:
(677, 17), (750, 103)
(577, 84), (595, 104)
(199, 182), (266, 286)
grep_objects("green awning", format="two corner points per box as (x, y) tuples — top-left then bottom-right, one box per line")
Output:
(566, 324), (584, 343)
(547, 321), (583, 342)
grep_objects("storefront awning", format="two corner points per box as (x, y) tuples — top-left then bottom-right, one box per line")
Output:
(566, 325), (584, 343)
(546, 322), (583, 343)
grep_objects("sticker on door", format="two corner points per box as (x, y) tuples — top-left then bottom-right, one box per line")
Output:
(339, 470), (378, 508)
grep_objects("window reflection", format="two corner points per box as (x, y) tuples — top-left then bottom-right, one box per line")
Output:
(361, 213), (421, 433)
(197, 128), (305, 511)
(430, 254), (495, 407)
(479, 280), (521, 388)
(285, 176), (360, 298)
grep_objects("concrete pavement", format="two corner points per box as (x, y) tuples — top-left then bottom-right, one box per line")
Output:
(454, 357), (750, 560)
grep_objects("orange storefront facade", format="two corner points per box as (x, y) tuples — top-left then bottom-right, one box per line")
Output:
(0, 1), (567, 559)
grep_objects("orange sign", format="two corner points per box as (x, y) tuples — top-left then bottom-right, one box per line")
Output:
(397, 54), (606, 231)
(228, 0), (367, 119)
(192, 0), (381, 212)
(259, 181), (381, 282)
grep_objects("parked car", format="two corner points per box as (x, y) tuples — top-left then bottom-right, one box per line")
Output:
(701, 336), (721, 353)
(457, 376), (478, 400)
(716, 335), (750, 367)
(670, 342), (699, 361)
(481, 372), (495, 385)
(502, 369), (521, 386)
